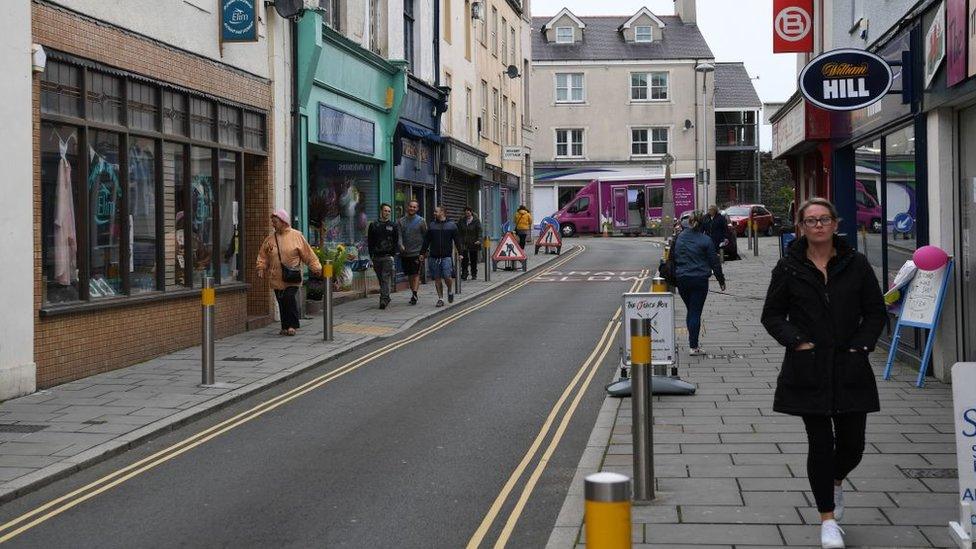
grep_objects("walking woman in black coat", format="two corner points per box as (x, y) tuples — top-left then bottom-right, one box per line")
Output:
(761, 198), (885, 549)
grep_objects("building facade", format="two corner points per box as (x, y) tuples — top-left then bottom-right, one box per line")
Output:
(5, 0), (290, 395)
(529, 1), (717, 222)
(713, 62), (761, 206)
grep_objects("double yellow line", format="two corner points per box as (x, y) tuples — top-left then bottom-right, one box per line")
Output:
(0, 246), (586, 544)
(466, 269), (648, 549)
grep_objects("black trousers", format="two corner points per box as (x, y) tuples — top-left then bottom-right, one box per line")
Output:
(517, 231), (528, 249)
(801, 413), (867, 512)
(274, 286), (300, 330)
(461, 246), (480, 277)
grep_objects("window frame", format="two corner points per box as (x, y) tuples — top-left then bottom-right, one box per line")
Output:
(555, 73), (585, 104)
(634, 26), (653, 43)
(39, 57), (263, 311)
(631, 127), (669, 156)
(555, 128), (585, 158)
(491, 6), (499, 56)
(630, 71), (669, 102)
(555, 26), (574, 44)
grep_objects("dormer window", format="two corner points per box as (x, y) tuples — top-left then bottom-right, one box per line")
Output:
(555, 27), (574, 44)
(635, 26), (653, 43)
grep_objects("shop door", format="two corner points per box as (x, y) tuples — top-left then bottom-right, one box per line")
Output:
(612, 188), (628, 228)
(959, 107), (976, 360)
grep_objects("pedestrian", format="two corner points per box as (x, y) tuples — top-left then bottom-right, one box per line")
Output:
(703, 205), (728, 251)
(398, 199), (427, 305)
(367, 202), (399, 309)
(514, 205), (532, 249)
(761, 197), (885, 549)
(256, 209), (322, 336)
(421, 205), (463, 307)
(458, 206), (482, 280)
(673, 210), (726, 356)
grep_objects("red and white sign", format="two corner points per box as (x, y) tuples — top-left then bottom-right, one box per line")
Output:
(491, 233), (527, 262)
(535, 224), (562, 248)
(773, 0), (814, 53)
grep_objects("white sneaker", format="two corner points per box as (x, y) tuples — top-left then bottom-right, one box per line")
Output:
(833, 484), (845, 522)
(689, 347), (706, 356)
(820, 519), (845, 548)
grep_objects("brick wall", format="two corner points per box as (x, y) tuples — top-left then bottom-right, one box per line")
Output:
(32, 2), (275, 387)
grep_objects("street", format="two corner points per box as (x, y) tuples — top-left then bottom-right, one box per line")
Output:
(0, 238), (654, 548)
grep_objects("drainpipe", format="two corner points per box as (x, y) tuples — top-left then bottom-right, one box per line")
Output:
(693, 58), (700, 208)
(290, 19), (300, 225)
(433, 0), (441, 87)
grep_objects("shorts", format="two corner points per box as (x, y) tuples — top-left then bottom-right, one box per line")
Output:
(426, 256), (454, 280)
(402, 255), (422, 276)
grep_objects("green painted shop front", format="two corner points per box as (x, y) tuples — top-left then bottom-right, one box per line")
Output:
(296, 14), (406, 256)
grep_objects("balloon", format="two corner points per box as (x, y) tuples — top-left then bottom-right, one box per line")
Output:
(912, 245), (948, 271)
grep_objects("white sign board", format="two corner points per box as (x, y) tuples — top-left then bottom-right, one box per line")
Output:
(502, 146), (523, 160)
(901, 264), (949, 326)
(622, 292), (674, 365)
(950, 362), (976, 546)
(772, 99), (805, 158)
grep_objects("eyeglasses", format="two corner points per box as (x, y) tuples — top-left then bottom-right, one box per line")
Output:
(801, 216), (836, 228)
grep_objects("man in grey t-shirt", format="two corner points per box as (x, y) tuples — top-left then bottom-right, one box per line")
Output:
(398, 200), (428, 305)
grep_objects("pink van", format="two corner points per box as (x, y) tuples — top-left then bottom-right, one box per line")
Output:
(553, 177), (697, 237)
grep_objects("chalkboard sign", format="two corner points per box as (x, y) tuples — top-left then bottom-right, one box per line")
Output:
(884, 258), (954, 387)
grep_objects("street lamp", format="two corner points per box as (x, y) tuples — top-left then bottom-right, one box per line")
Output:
(695, 62), (715, 210)
(661, 152), (675, 233)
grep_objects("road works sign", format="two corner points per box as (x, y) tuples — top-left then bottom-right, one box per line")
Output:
(799, 49), (894, 111)
(773, 0), (813, 53)
(535, 223), (562, 250)
(622, 292), (675, 365)
(491, 233), (526, 262)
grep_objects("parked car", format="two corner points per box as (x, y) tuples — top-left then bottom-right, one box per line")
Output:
(723, 204), (774, 236)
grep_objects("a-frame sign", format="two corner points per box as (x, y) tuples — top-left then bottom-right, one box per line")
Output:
(534, 223), (562, 255)
(491, 232), (528, 272)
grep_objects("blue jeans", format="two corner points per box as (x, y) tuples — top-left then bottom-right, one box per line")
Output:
(676, 276), (709, 349)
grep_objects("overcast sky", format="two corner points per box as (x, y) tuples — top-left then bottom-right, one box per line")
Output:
(530, 0), (798, 151)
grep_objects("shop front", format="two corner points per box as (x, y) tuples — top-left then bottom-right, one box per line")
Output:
(297, 15), (406, 259)
(394, 76), (445, 222)
(770, 94), (841, 204)
(440, 138), (485, 221)
(482, 164), (519, 239)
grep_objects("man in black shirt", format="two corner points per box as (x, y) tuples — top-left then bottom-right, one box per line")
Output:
(457, 206), (483, 280)
(367, 203), (399, 309)
(421, 205), (463, 307)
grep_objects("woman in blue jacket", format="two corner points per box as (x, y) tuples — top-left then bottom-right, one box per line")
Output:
(674, 211), (726, 356)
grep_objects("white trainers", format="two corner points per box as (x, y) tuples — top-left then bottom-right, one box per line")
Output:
(833, 484), (845, 521)
(821, 519), (845, 548)
(689, 347), (706, 356)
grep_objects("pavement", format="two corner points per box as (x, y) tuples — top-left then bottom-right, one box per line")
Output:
(547, 237), (960, 548)
(0, 248), (565, 504)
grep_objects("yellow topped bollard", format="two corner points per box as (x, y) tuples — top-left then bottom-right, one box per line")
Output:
(323, 260), (334, 342)
(483, 237), (491, 282)
(584, 472), (632, 549)
(630, 318), (655, 503)
(651, 275), (667, 293)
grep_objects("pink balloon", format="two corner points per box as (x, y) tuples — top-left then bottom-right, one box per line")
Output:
(912, 245), (948, 271)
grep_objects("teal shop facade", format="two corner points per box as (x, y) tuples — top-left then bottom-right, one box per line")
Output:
(296, 14), (406, 255)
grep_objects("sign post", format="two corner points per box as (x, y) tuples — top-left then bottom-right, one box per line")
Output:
(949, 362), (976, 549)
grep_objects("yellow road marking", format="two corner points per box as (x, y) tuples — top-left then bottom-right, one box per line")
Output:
(0, 246), (587, 544)
(466, 269), (646, 549)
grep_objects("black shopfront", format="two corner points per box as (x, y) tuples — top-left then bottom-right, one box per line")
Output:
(394, 77), (445, 222)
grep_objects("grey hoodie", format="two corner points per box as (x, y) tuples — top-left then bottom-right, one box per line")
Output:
(398, 214), (427, 257)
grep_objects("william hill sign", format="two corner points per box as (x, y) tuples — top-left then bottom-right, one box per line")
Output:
(799, 48), (893, 111)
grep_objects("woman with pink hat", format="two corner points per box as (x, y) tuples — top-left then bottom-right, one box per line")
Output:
(256, 209), (322, 336)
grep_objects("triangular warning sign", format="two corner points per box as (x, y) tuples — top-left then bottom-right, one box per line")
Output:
(535, 224), (562, 248)
(491, 233), (527, 261)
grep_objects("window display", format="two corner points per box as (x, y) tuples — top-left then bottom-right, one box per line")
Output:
(41, 123), (80, 303)
(308, 160), (378, 255)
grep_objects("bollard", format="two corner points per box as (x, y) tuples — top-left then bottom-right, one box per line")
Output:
(630, 318), (654, 503)
(454, 250), (461, 295)
(483, 237), (491, 282)
(201, 276), (215, 386)
(584, 472), (632, 549)
(746, 221), (753, 250)
(753, 224), (759, 257)
(323, 260), (334, 342)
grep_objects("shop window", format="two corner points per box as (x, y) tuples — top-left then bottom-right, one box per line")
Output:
(128, 137), (158, 293)
(190, 147), (214, 285)
(218, 105), (241, 147)
(128, 81), (158, 132)
(854, 139), (883, 282)
(885, 126), (919, 352)
(190, 98), (215, 142)
(218, 151), (240, 283)
(243, 111), (267, 151)
(88, 131), (123, 297)
(41, 61), (82, 117)
(162, 91), (187, 136)
(308, 159), (378, 255)
(40, 123), (81, 303)
(166, 142), (187, 288)
(87, 72), (124, 126)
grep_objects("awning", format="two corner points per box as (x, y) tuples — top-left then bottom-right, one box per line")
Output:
(398, 120), (442, 143)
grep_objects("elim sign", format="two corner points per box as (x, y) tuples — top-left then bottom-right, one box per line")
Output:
(799, 48), (893, 111)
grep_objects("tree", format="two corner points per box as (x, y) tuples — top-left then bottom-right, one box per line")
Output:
(760, 151), (794, 218)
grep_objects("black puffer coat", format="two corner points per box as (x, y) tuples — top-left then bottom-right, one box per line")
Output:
(761, 236), (886, 416)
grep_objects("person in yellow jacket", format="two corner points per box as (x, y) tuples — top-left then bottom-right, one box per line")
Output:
(514, 205), (532, 249)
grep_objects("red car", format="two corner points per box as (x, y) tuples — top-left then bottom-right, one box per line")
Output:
(723, 204), (774, 237)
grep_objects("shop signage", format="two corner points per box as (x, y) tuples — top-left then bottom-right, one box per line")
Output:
(318, 104), (375, 156)
(772, 100), (806, 157)
(622, 292), (675, 365)
(502, 146), (523, 160)
(926, 1), (947, 88)
(773, 0), (813, 53)
(947, 0), (967, 86)
(948, 362), (976, 546)
(969, 0), (976, 78)
(221, 0), (258, 43)
(799, 49), (893, 111)
(446, 143), (484, 175)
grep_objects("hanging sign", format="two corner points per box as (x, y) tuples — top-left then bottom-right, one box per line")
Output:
(773, 0), (814, 53)
(926, 1), (947, 88)
(622, 292), (675, 365)
(799, 49), (894, 111)
(221, 0), (258, 43)
(949, 362), (976, 547)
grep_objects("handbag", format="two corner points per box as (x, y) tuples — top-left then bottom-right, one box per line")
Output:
(274, 233), (303, 284)
(660, 237), (679, 286)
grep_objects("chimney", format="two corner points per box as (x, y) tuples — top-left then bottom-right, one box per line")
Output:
(674, 0), (696, 24)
